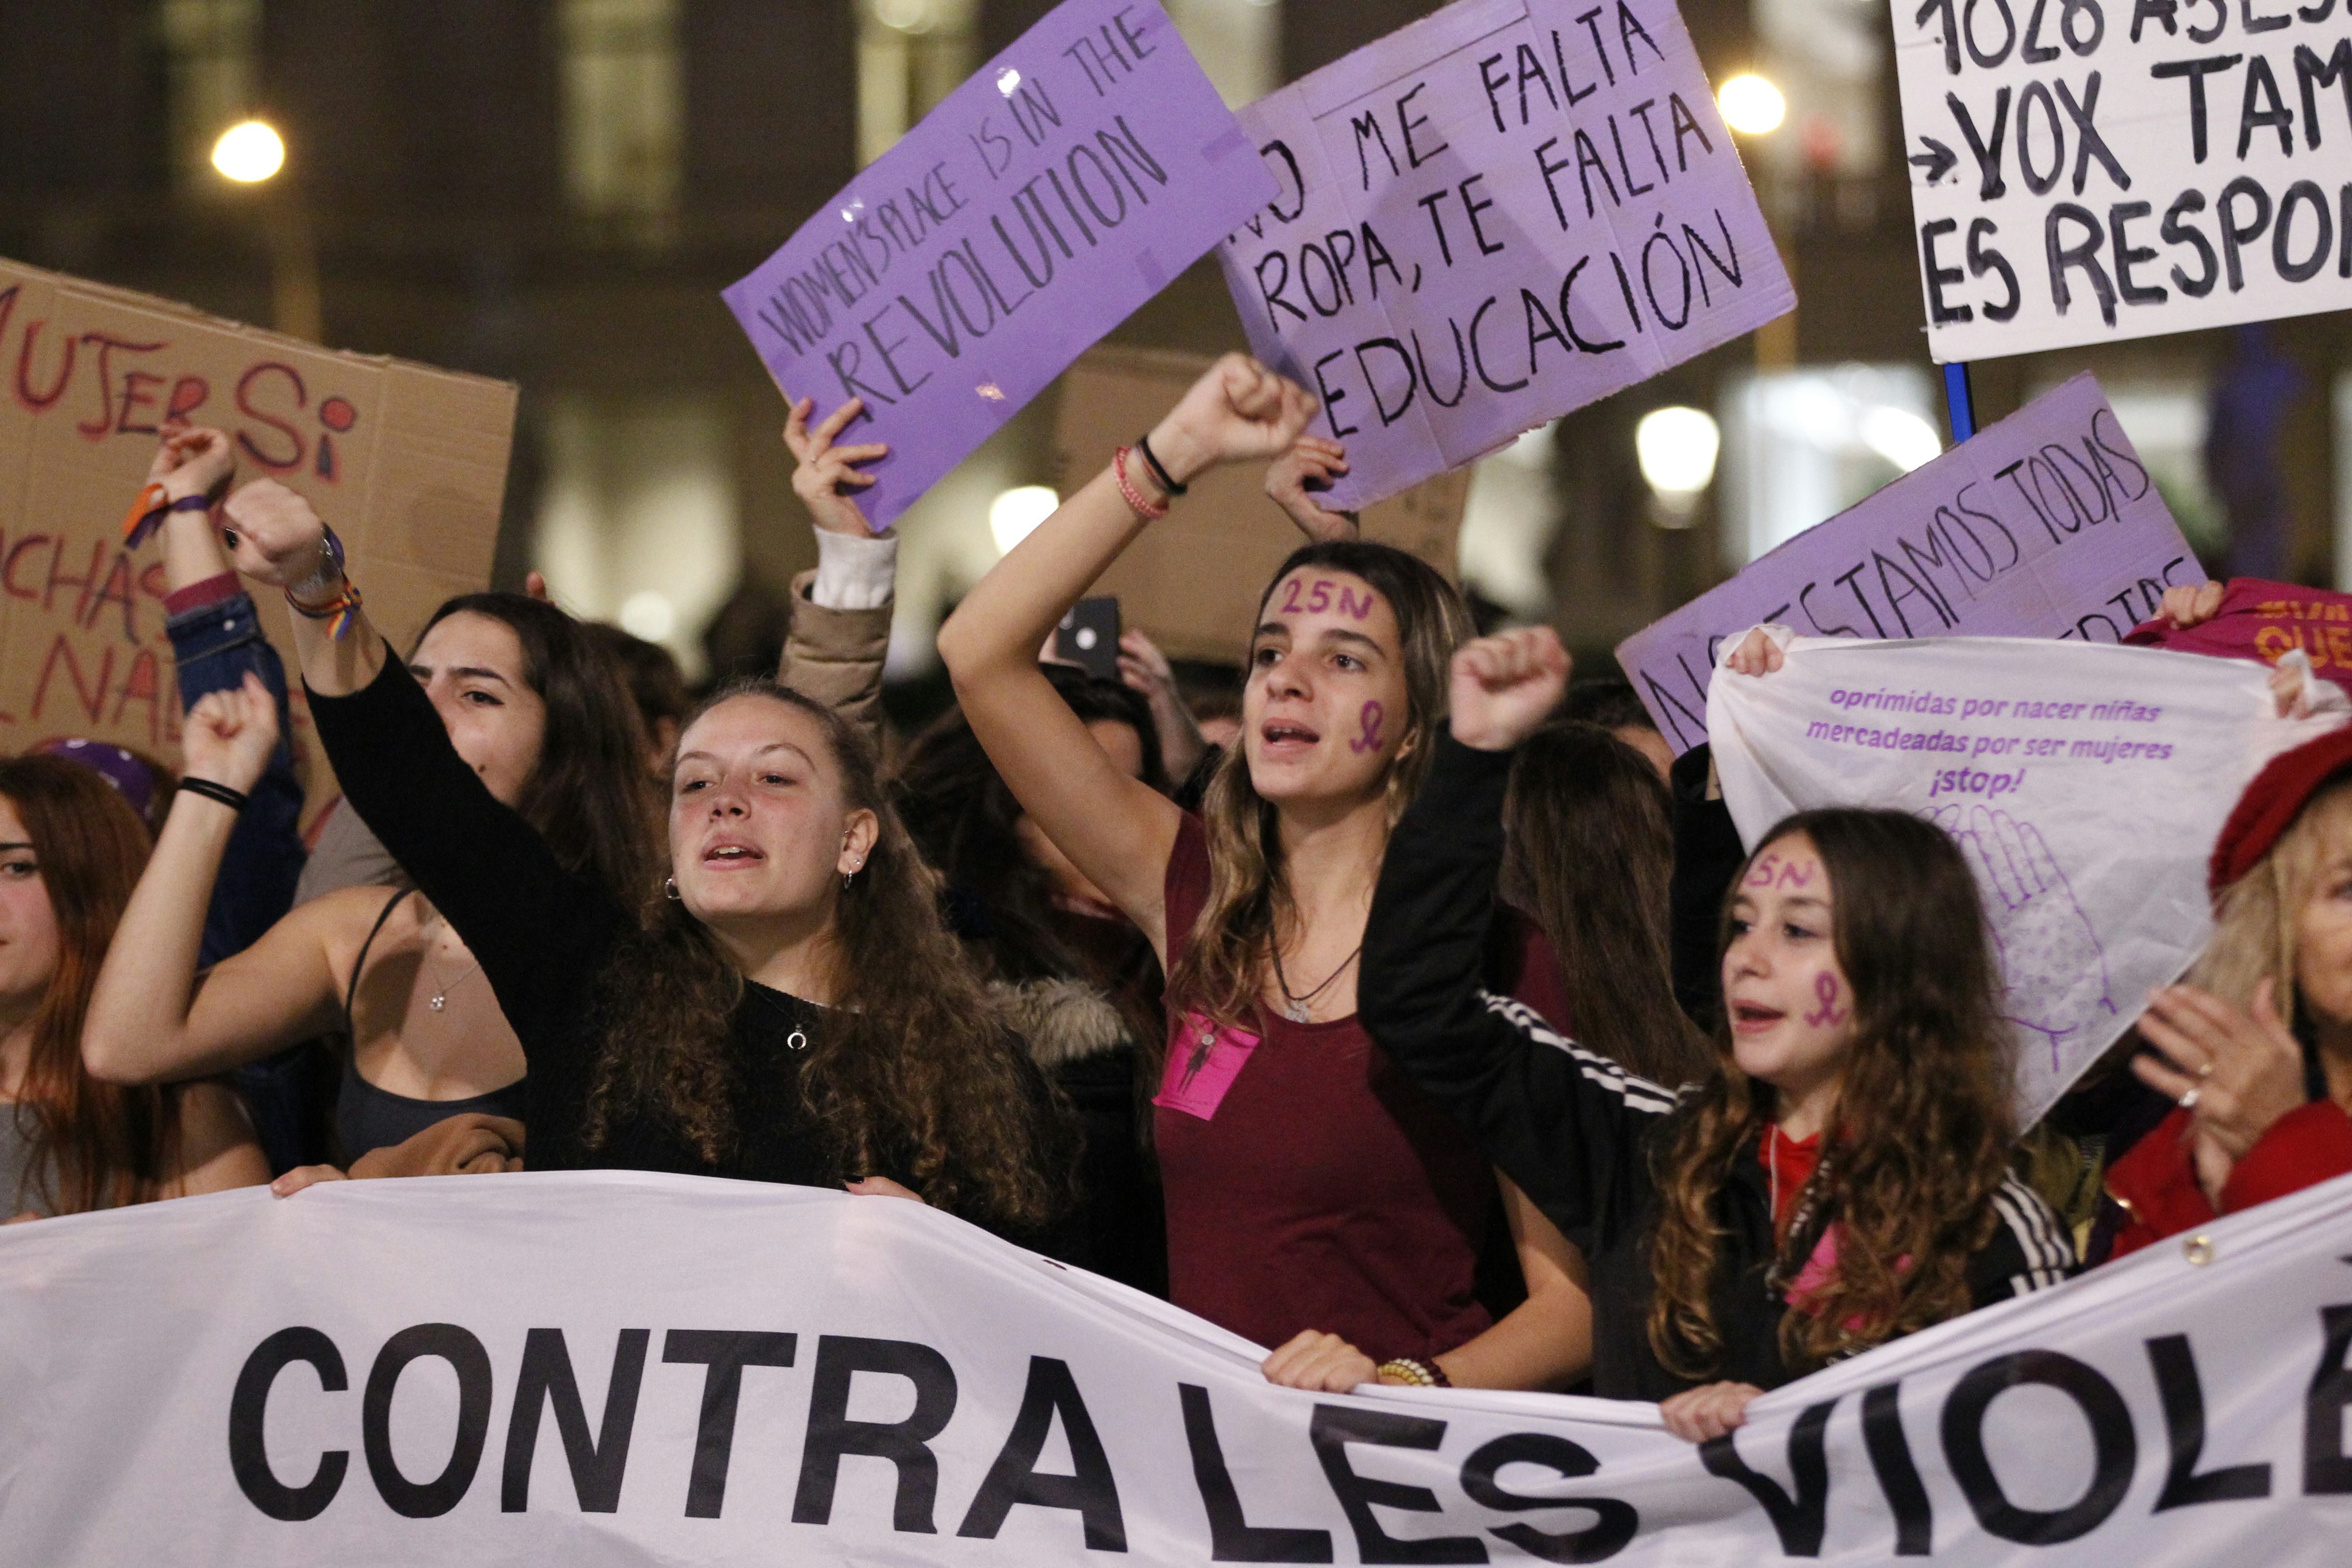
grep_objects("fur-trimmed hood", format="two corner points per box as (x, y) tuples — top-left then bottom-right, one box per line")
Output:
(991, 978), (1134, 1070)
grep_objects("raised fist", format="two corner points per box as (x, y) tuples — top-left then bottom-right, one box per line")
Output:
(1146, 354), (1317, 490)
(219, 479), (331, 589)
(1449, 627), (1571, 752)
(179, 672), (280, 796)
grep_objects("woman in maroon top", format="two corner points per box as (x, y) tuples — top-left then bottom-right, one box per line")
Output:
(940, 357), (1591, 1393)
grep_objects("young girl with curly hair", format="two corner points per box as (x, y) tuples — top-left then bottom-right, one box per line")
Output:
(1360, 626), (2073, 1439)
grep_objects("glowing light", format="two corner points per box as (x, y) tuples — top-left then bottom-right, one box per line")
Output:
(1716, 74), (1786, 136)
(1636, 406), (1721, 501)
(876, 0), (932, 32)
(1860, 406), (1944, 472)
(990, 485), (1060, 554)
(619, 591), (676, 642)
(211, 120), (285, 183)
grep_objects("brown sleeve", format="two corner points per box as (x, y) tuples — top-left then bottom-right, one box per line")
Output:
(780, 567), (892, 752)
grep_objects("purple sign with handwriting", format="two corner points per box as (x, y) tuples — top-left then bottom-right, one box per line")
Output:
(1216, 0), (1791, 510)
(1617, 374), (2204, 753)
(723, 0), (1270, 528)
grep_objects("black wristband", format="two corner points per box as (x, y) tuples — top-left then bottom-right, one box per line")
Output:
(176, 776), (249, 815)
(1136, 432), (1187, 497)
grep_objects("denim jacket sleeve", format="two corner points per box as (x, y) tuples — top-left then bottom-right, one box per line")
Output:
(167, 581), (306, 965)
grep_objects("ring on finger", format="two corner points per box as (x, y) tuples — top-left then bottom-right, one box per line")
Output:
(2198, 1061), (2215, 1080)
(2179, 1086), (2203, 1111)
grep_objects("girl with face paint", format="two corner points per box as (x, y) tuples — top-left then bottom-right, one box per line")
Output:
(942, 358), (1594, 1396)
(1360, 627), (2075, 1440)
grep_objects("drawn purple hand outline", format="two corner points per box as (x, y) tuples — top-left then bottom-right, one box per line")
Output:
(1928, 804), (2117, 1071)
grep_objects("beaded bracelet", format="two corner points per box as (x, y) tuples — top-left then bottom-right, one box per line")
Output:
(1376, 1357), (1452, 1388)
(1113, 446), (1169, 521)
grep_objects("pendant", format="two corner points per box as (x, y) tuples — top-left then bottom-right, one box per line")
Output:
(1282, 1000), (1310, 1023)
(429, 992), (447, 1013)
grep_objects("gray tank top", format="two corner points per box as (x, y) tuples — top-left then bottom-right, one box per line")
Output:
(0, 1105), (57, 1219)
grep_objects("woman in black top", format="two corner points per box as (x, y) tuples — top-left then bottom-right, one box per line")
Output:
(217, 478), (1069, 1236)
(1360, 628), (2072, 1439)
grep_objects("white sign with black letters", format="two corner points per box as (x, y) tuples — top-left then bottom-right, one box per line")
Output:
(1892, 0), (2352, 358)
(5, 1169), (2352, 1564)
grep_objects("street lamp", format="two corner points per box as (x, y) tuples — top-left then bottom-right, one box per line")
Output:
(1716, 74), (1786, 136)
(211, 120), (285, 184)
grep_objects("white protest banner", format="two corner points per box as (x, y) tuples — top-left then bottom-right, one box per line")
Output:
(1709, 634), (2344, 1121)
(7, 1170), (2352, 1565)
(1895, 0), (2352, 358)
(1216, 0), (1793, 511)
(1617, 373), (2200, 753)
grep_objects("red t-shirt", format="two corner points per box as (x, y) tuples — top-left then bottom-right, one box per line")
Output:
(1154, 814), (1569, 1360)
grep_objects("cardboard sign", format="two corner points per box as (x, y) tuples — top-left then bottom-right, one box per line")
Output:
(1215, 0), (1792, 510)
(1052, 346), (1470, 663)
(723, 0), (1271, 529)
(1895, 0), (2352, 359)
(1709, 635), (2344, 1123)
(1617, 373), (2201, 751)
(0, 257), (515, 817)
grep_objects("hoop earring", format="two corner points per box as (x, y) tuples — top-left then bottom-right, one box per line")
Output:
(663, 876), (681, 901)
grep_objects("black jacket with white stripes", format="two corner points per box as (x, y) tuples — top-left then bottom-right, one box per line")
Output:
(1360, 734), (2075, 1401)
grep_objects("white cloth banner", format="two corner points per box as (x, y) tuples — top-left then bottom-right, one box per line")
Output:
(1709, 634), (2345, 1122)
(6, 1169), (2352, 1565)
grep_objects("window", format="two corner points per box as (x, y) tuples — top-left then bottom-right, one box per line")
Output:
(159, 0), (261, 194)
(1164, 0), (1281, 109)
(1720, 366), (1942, 564)
(535, 396), (738, 678)
(857, 0), (978, 167)
(558, 0), (683, 244)
(1749, 0), (1884, 179)
(1459, 422), (1559, 619)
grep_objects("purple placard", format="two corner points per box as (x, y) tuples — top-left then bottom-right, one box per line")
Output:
(1215, 0), (1792, 510)
(723, 0), (1271, 528)
(1617, 374), (2205, 753)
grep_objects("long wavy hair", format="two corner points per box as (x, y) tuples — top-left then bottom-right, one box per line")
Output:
(417, 594), (663, 908)
(2193, 775), (2352, 1022)
(2, 757), (177, 1214)
(1503, 722), (1711, 1086)
(893, 667), (1166, 994)
(1647, 809), (2017, 1376)
(577, 682), (1070, 1230)
(1167, 541), (1473, 1037)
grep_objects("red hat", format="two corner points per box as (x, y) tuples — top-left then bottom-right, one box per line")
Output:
(2211, 724), (2352, 894)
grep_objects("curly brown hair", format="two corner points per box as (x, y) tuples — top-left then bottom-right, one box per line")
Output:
(1167, 540), (1474, 1039)
(1646, 808), (2018, 1377)
(577, 682), (1072, 1232)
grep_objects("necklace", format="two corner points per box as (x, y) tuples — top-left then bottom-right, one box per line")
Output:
(423, 926), (481, 1014)
(1270, 941), (1361, 1024)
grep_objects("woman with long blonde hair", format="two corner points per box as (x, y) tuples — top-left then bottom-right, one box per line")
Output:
(940, 357), (1592, 1394)
(2115, 726), (2352, 1249)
